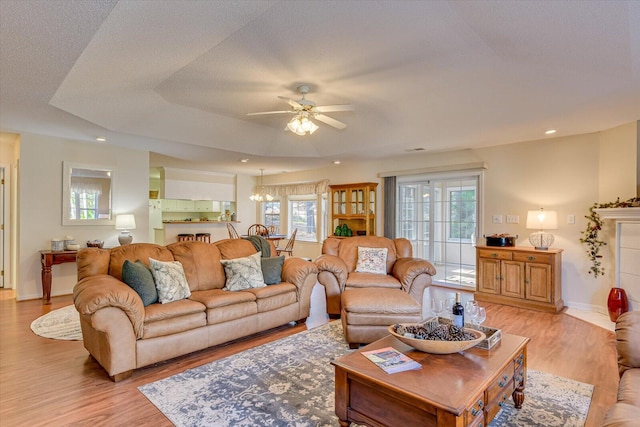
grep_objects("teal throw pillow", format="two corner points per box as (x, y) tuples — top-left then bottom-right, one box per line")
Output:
(122, 260), (158, 306)
(261, 256), (285, 285)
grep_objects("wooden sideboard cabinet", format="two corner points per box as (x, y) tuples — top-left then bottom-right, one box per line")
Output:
(329, 182), (377, 237)
(475, 246), (563, 313)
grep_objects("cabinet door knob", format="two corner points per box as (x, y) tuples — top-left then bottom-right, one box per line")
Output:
(527, 256), (535, 261)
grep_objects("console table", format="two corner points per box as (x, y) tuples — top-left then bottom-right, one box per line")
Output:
(39, 250), (78, 304)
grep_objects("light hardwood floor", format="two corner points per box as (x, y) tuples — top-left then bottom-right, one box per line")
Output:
(0, 289), (618, 427)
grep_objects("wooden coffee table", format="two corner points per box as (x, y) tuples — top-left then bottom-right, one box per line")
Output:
(332, 332), (529, 427)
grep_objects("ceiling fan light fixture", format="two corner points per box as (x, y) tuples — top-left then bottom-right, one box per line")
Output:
(287, 113), (318, 136)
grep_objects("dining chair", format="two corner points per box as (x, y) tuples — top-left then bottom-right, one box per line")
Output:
(247, 224), (270, 237)
(267, 225), (278, 235)
(276, 228), (297, 257)
(227, 223), (240, 239)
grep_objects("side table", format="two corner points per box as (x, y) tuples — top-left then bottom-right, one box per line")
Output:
(39, 250), (78, 304)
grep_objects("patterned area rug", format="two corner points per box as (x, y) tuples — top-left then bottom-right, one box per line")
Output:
(139, 321), (593, 427)
(30, 305), (82, 341)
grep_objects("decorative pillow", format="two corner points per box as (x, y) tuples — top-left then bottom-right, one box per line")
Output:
(148, 258), (191, 304)
(261, 256), (285, 285)
(220, 252), (266, 291)
(122, 260), (158, 306)
(355, 246), (388, 275)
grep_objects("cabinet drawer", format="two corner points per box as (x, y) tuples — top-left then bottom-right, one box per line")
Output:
(485, 391), (510, 423)
(486, 363), (515, 404)
(478, 249), (513, 260)
(467, 410), (484, 427)
(513, 252), (552, 264)
(466, 393), (484, 424)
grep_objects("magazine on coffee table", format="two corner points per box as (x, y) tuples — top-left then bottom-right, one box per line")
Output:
(362, 347), (422, 374)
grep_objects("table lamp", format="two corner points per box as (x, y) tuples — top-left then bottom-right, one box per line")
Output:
(115, 214), (136, 245)
(525, 208), (558, 250)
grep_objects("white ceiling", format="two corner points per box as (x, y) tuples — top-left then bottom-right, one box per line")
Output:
(1, 0), (639, 176)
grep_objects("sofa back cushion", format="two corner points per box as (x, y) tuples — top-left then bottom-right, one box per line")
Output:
(215, 238), (260, 260)
(616, 311), (640, 376)
(77, 248), (111, 280)
(108, 243), (174, 281)
(167, 241), (226, 291)
(321, 236), (414, 273)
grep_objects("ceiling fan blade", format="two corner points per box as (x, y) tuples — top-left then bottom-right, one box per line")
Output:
(247, 110), (293, 116)
(315, 114), (347, 130)
(314, 104), (354, 113)
(277, 96), (302, 109)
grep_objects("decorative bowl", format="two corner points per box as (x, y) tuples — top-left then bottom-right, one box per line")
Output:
(86, 240), (104, 248)
(388, 322), (485, 354)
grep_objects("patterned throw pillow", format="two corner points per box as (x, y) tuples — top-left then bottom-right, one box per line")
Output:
(261, 256), (285, 285)
(122, 259), (158, 306)
(355, 246), (388, 275)
(148, 258), (191, 304)
(220, 252), (266, 291)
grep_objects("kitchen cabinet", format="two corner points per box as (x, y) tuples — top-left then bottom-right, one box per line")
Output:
(194, 200), (221, 212)
(475, 246), (563, 313)
(329, 182), (377, 236)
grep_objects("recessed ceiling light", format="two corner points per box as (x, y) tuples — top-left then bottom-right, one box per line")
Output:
(96, 137), (106, 142)
(240, 158), (249, 163)
(404, 148), (426, 152)
(333, 160), (341, 165)
(545, 129), (557, 135)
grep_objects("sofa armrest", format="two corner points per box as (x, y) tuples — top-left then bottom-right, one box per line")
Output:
(73, 275), (145, 339)
(393, 257), (437, 301)
(281, 257), (318, 293)
(616, 311), (640, 376)
(315, 254), (348, 291)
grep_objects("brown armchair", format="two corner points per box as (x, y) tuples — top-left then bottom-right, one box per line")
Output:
(315, 236), (437, 317)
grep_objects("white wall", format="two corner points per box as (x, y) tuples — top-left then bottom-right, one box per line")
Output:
(260, 126), (637, 314)
(599, 121), (638, 202)
(18, 133), (149, 301)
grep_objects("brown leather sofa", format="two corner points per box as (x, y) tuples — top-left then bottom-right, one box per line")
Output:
(602, 310), (640, 426)
(315, 236), (436, 317)
(73, 239), (318, 381)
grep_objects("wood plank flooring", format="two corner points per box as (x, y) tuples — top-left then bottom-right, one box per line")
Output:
(0, 290), (618, 427)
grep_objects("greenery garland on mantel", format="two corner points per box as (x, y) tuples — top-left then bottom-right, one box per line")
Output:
(580, 197), (640, 277)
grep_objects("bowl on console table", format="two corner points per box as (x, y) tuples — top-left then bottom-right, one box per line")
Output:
(389, 318), (485, 354)
(86, 240), (104, 248)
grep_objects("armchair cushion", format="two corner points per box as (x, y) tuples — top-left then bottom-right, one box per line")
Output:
(355, 247), (388, 274)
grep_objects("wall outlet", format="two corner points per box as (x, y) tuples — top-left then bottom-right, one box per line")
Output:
(492, 214), (503, 224)
(506, 215), (519, 224)
(567, 214), (576, 224)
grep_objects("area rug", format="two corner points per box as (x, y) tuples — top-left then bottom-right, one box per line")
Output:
(30, 304), (82, 341)
(139, 321), (593, 427)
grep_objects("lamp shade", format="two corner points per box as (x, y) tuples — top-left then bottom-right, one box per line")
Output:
(115, 214), (136, 230)
(525, 209), (558, 230)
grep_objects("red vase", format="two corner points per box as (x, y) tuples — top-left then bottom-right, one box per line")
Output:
(607, 287), (629, 322)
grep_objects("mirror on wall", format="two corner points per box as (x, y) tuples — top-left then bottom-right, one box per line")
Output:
(62, 162), (116, 226)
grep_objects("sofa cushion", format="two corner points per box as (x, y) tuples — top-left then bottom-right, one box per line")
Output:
(602, 402), (640, 427)
(617, 369), (640, 407)
(221, 252), (266, 291)
(336, 236), (398, 273)
(121, 260), (158, 306)
(144, 298), (206, 323)
(355, 246), (388, 274)
(188, 289), (256, 309)
(248, 283), (298, 312)
(346, 272), (402, 289)
(149, 258), (191, 303)
(261, 256), (285, 285)
(108, 243), (174, 281)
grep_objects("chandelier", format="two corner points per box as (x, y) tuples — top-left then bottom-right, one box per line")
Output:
(250, 169), (274, 202)
(287, 111), (319, 136)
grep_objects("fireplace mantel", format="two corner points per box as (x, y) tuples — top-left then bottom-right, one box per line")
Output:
(594, 207), (640, 221)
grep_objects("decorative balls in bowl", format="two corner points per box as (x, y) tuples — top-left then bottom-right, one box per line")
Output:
(86, 240), (104, 248)
(389, 318), (485, 354)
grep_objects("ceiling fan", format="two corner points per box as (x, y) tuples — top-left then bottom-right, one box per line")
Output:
(247, 85), (353, 135)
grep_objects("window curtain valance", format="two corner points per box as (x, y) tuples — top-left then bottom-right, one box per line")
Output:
(71, 180), (102, 195)
(261, 179), (329, 197)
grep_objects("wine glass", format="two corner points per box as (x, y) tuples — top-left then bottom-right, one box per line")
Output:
(475, 307), (487, 325)
(431, 298), (444, 318)
(465, 300), (479, 324)
(444, 298), (455, 320)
